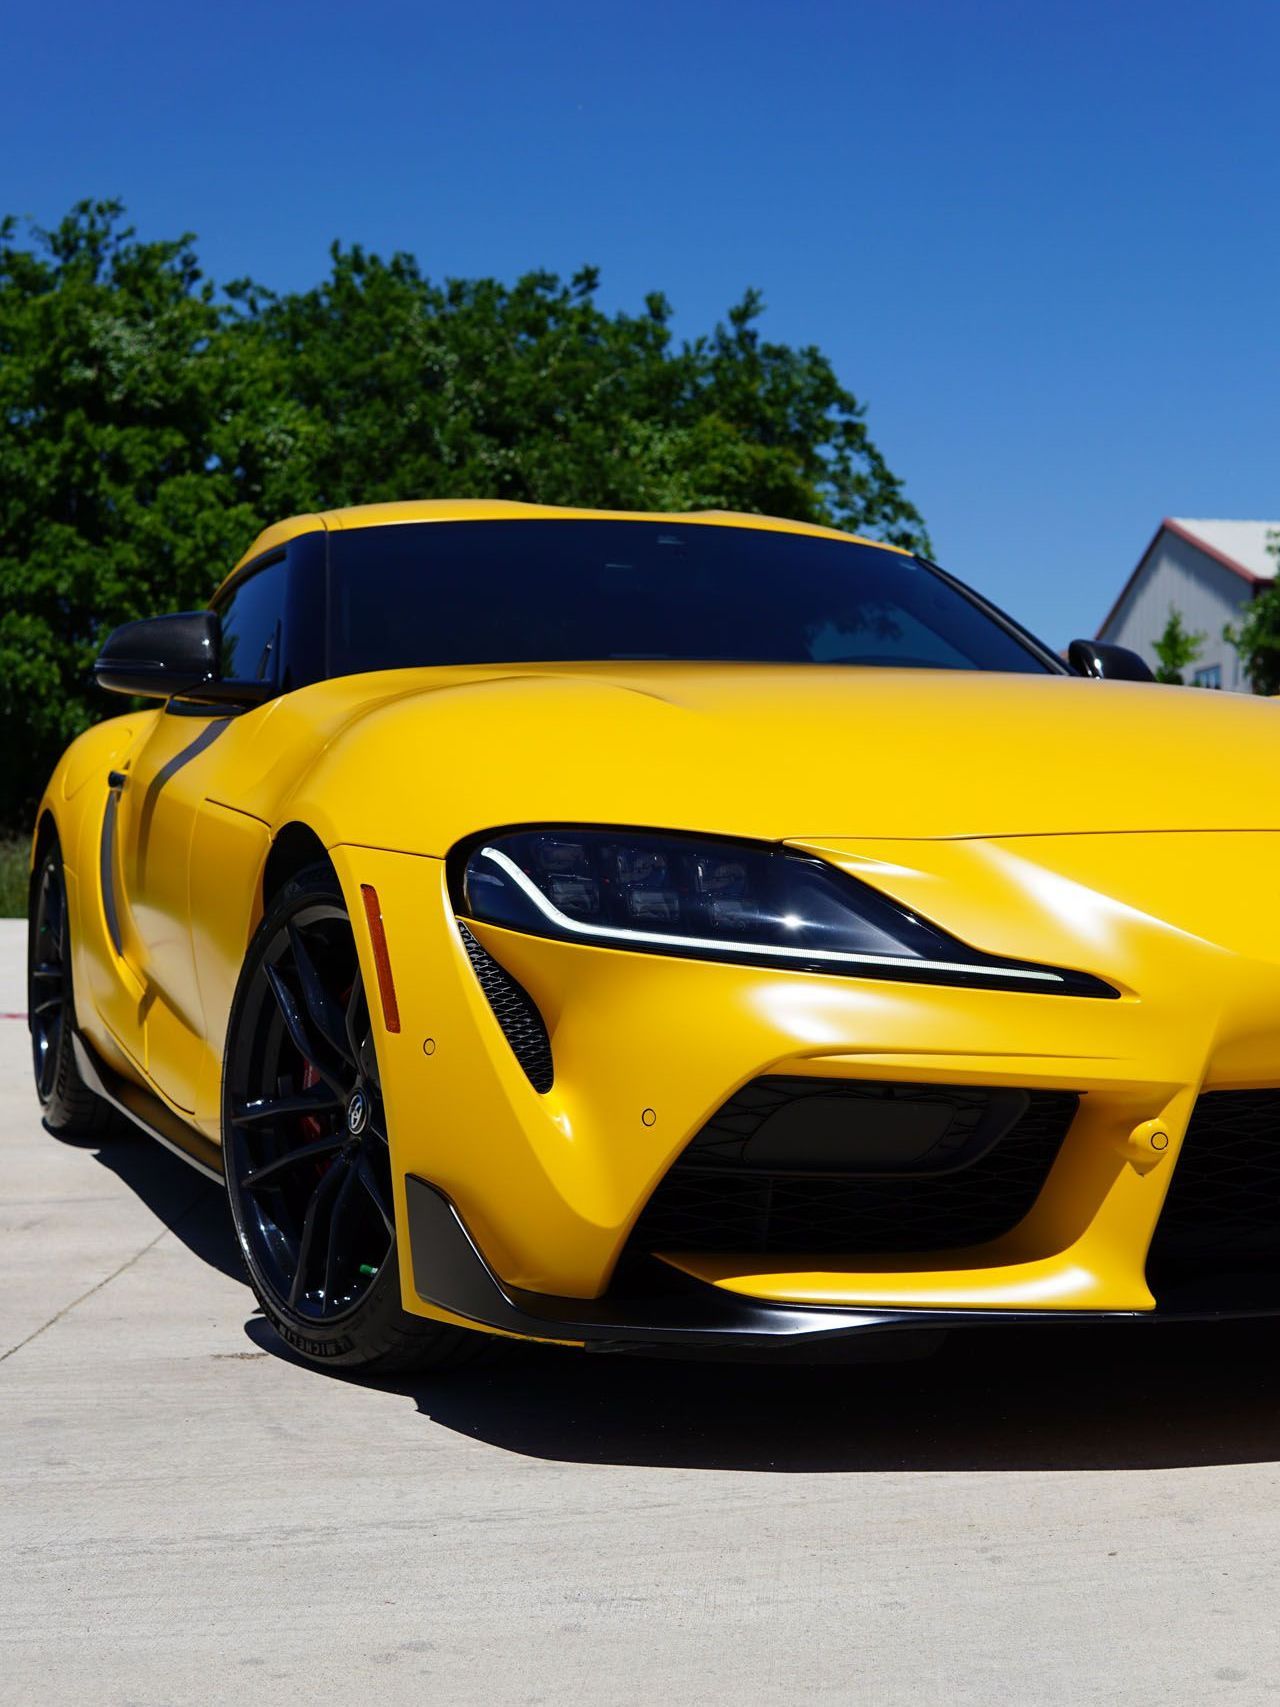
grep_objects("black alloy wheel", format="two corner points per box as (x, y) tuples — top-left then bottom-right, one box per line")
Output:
(30, 852), (67, 1104)
(28, 838), (116, 1139)
(223, 863), (480, 1371)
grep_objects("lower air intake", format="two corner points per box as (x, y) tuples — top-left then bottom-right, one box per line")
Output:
(458, 922), (554, 1094)
(1147, 1089), (1280, 1290)
(628, 1076), (1078, 1255)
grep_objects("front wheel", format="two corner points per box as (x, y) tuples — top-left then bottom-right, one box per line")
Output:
(222, 863), (481, 1372)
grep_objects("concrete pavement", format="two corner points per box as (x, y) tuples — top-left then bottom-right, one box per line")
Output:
(3, 917), (1280, 1704)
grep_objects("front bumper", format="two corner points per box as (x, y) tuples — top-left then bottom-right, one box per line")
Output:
(329, 831), (1280, 1338)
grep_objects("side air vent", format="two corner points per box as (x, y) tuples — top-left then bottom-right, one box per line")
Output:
(457, 922), (554, 1093)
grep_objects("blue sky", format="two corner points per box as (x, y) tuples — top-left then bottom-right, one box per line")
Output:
(4, 0), (1277, 645)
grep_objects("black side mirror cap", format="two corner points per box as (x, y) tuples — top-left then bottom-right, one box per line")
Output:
(95, 611), (220, 699)
(1067, 639), (1156, 683)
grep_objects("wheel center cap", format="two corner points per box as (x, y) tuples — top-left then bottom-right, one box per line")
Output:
(345, 1088), (369, 1137)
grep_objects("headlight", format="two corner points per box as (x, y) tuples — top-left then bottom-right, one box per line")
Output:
(451, 828), (1115, 997)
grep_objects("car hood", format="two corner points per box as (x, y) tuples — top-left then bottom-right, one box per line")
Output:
(276, 661), (1280, 851)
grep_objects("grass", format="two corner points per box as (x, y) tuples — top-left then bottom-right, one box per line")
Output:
(0, 838), (29, 919)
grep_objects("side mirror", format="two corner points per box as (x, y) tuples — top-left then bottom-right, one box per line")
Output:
(95, 611), (274, 705)
(1067, 639), (1156, 683)
(95, 611), (220, 699)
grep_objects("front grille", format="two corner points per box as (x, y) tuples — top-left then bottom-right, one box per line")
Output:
(628, 1077), (1078, 1256)
(1148, 1090), (1280, 1287)
(458, 922), (554, 1093)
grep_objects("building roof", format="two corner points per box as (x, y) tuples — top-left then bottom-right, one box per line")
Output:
(1097, 516), (1280, 638)
(1165, 518), (1280, 583)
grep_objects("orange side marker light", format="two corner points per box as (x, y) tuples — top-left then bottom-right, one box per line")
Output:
(359, 884), (401, 1034)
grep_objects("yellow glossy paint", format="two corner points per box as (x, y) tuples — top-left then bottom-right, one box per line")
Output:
(33, 501), (1280, 1337)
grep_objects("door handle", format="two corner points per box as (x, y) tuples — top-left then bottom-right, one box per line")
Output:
(107, 770), (127, 791)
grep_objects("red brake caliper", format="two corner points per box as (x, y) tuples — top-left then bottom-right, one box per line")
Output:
(298, 979), (355, 1159)
(299, 1060), (324, 1143)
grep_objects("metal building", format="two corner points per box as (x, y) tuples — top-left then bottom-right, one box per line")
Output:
(1098, 518), (1280, 690)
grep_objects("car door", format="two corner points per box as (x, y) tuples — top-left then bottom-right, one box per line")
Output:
(95, 554), (291, 1111)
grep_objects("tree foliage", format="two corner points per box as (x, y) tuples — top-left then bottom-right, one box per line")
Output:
(1223, 533), (1280, 695)
(1152, 605), (1205, 684)
(0, 199), (928, 827)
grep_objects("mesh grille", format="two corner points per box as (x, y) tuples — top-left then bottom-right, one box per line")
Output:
(628, 1077), (1078, 1255)
(458, 923), (554, 1093)
(1148, 1090), (1280, 1285)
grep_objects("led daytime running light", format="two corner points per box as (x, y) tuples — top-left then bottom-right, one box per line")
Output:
(476, 846), (1065, 986)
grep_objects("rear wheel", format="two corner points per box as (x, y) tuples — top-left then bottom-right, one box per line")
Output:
(28, 838), (117, 1140)
(222, 863), (481, 1372)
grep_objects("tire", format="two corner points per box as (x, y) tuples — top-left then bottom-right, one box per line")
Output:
(28, 836), (118, 1141)
(222, 862), (483, 1373)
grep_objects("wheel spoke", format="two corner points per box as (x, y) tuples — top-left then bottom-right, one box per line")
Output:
(321, 1161), (359, 1306)
(343, 974), (381, 1089)
(288, 921), (355, 1066)
(344, 973), (367, 1073)
(288, 1163), (344, 1308)
(264, 963), (345, 1094)
(231, 1086), (343, 1127)
(355, 1152), (395, 1234)
(241, 1134), (347, 1191)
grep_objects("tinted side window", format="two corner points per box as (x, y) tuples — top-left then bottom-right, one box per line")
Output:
(215, 557), (287, 684)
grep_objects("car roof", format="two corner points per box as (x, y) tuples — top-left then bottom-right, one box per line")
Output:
(223, 499), (907, 593)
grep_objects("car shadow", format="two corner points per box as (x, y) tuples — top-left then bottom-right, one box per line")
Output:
(359, 1316), (1280, 1474)
(90, 1127), (1280, 1475)
(86, 1125), (245, 1282)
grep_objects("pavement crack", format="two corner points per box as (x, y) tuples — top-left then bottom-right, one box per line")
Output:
(0, 1187), (208, 1365)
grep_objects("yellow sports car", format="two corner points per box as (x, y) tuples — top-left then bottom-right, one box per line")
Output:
(28, 500), (1280, 1371)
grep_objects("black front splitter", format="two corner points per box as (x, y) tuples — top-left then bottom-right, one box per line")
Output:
(406, 1177), (1280, 1361)
(408, 1177), (946, 1358)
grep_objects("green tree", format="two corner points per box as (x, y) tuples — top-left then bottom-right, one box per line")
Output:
(233, 249), (931, 542)
(1223, 532), (1280, 694)
(0, 201), (929, 828)
(1151, 605), (1205, 684)
(0, 201), (276, 827)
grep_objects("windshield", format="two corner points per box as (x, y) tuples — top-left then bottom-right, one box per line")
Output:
(326, 520), (1054, 676)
